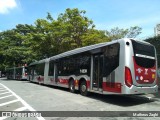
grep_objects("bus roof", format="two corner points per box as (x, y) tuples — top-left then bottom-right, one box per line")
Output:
(50, 39), (121, 61)
(29, 38), (152, 65)
(29, 58), (49, 66)
(130, 38), (152, 45)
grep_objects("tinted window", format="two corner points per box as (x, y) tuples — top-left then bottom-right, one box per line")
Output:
(57, 58), (75, 76)
(103, 43), (120, 77)
(35, 63), (45, 76)
(134, 57), (155, 68)
(77, 55), (90, 75)
(132, 40), (155, 57)
(16, 68), (22, 75)
(57, 53), (90, 76)
(27, 66), (32, 75)
(132, 40), (155, 68)
(49, 61), (54, 76)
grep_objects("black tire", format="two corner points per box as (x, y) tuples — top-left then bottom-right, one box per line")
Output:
(69, 80), (75, 93)
(80, 80), (88, 96)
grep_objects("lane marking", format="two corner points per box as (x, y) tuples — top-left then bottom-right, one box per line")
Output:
(0, 95), (13, 100)
(0, 99), (19, 107)
(0, 92), (10, 95)
(0, 83), (45, 120)
(14, 106), (27, 111)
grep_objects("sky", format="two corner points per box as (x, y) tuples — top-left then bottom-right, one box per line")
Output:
(0, 0), (160, 39)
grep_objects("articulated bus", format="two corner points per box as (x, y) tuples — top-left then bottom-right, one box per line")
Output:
(6, 66), (28, 80)
(28, 38), (158, 95)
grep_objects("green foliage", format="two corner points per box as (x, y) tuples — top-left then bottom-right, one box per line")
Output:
(105, 26), (142, 40)
(57, 8), (95, 49)
(82, 29), (110, 46)
(0, 24), (36, 70)
(0, 8), (142, 71)
(145, 36), (160, 67)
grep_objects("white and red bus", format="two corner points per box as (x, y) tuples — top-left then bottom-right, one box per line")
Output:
(28, 38), (158, 95)
(6, 66), (28, 80)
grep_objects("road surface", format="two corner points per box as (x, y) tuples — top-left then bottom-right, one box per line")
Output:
(0, 78), (160, 120)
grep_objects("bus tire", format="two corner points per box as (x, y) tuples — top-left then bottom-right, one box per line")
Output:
(69, 79), (75, 93)
(80, 80), (88, 96)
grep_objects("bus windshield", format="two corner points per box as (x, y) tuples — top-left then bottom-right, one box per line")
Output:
(131, 40), (155, 68)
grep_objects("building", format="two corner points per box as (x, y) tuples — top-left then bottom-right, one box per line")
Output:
(155, 24), (160, 36)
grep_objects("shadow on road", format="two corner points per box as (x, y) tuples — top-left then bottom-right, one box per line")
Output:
(27, 81), (156, 107)
(1, 78), (158, 107)
(88, 93), (155, 107)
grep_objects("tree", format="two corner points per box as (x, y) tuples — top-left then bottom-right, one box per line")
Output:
(145, 36), (160, 67)
(0, 8), (143, 71)
(57, 8), (95, 49)
(105, 26), (142, 40)
(0, 24), (35, 70)
(26, 8), (98, 59)
(126, 26), (142, 38)
(81, 29), (110, 46)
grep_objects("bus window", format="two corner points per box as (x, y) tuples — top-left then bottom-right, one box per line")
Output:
(132, 40), (155, 68)
(78, 55), (90, 76)
(57, 54), (90, 76)
(49, 61), (54, 76)
(35, 63), (45, 76)
(103, 43), (120, 77)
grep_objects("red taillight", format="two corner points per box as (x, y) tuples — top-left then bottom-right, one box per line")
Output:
(125, 67), (133, 87)
(24, 73), (27, 76)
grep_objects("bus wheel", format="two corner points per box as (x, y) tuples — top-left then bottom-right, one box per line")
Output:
(80, 81), (88, 96)
(69, 80), (75, 93)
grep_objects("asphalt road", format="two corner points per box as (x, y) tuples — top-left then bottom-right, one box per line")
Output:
(0, 78), (160, 120)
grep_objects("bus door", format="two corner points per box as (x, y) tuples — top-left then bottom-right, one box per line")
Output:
(31, 66), (35, 81)
(93, 54), (103, 91)
(54, 63), (58, 84)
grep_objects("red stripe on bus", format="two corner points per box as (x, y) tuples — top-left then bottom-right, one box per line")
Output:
(58, 78), (69, 85)
(103, 82), (121, 93)
(37, 76), (44, 81)
(86, 80), (90, 88)
(49, 78), (90, 89)
(50, 78), (54, 83)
